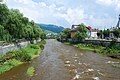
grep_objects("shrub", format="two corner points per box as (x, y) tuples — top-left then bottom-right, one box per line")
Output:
(39, 44), (44, 50)
(0, 56), (6, 64)
(6, 50), (32, 61)
(26, 67), (35, 76)
(0, 59), (22, 74)
(30, 44), (39, 49)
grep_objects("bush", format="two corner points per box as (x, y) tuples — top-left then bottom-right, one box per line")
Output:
(0, 59), (22, 74)
(39, 44), (44, 50)
(26, 67), (35, 76)
(30, 44), (39, 49)
(37, 40), (46, 45)
(6, 50), (32, 61)
(0, 56), (6, 64)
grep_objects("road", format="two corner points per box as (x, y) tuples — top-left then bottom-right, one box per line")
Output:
(0, 39), (120, 80)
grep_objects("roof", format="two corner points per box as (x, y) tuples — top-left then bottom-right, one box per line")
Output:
(86, 26), (92, 31)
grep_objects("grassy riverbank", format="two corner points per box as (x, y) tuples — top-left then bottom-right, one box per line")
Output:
(0, 40), (46, 74)
(64, 42), (120, 59)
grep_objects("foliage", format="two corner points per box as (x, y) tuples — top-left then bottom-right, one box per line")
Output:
(0, 41), (46, 74)
(26, 67), (35, 77)
(97, 28), (120, 38)
(60, 28), (71, 41)
(30, 44), (40, 49)
(112, 65), (120, 68)
(0, 59), (22, 74)
(73, 23), (87, 42)
(6, 50), (32, 61)
(112, 28), (120, 38)
(0, 4), (46, 42)
(41, 32), (47, 40)
(102, 29), (110, 37)
(66, 42), (120, 59)
(36, 40), (46, 50)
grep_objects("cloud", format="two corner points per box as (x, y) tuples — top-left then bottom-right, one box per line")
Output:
(6, 0), (87, 27)
(87, 14), (116, 29)
(5, 0), (119, 29)
(96, 0), (120, 11)
(54, 7), (88, 25)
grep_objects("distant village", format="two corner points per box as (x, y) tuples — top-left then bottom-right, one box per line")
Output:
(63, 14), (120, 42)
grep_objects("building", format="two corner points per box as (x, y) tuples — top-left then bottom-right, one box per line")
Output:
(90, 29), (99, 39)
(71, 25), (78, 38)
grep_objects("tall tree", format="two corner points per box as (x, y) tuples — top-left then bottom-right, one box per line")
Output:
(60, 28), (71, 41)
(74, 23), (87, 41)
(112, 28), (120, 38)
(103, 29), (110, 37)
(0, 4), (46, 42)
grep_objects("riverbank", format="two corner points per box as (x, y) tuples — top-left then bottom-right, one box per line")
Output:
(0, 40), (46, 75)
(64, 42), (120, 59)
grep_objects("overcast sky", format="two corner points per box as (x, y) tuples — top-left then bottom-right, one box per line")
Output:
(5, 0), (120, 29)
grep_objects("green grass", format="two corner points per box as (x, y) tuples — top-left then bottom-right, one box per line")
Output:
(73, 44), (103, 52)
(0, 59), (23, 74)
(22, 45), (41, 59)
(0, 40), (46, 75)
(26, 67), (35, 77)
(65, 42), (120, 59)
(112, 65), (120, 68)
(0, 42), (11, 45)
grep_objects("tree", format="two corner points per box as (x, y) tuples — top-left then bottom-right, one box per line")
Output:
(0, 4), (45, 43)
(0, 25), (4, 40)
(41, 32), (46, 40)
(97, 30), (103, 39)
(102, 29), (110, 38)
(74, 23), (87, 42)
(60, 28), (71, 41)
(0, 4), (9, 26)
(112, 28), (120, 38)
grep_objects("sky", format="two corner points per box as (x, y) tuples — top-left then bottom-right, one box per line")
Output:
(5, 0), (120, 29)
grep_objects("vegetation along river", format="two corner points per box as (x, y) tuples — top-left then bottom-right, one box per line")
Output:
(0, 39), (120, 80)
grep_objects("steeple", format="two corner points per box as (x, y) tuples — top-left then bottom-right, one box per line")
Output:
(116, 14), (120, 28)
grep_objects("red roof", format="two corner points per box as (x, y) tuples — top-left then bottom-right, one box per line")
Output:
(87, 26), (92, 31)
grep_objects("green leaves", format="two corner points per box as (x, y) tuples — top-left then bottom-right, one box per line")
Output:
(103, 29), (110, 37)
(60, 28), (71, 40)
(112, 28), (120, 38)
(0, 4), (46, 42)
(74, 23), (87, 41)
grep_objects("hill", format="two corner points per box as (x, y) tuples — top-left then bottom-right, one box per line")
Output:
(45, 30), (57, 35)
(36, 24), (64, 33)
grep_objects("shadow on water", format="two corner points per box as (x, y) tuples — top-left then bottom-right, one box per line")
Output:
(0, 39), (120, 80)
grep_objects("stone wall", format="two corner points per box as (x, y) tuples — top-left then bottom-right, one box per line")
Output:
(0, 40), (41, 55)
(84, 40), (120, 46)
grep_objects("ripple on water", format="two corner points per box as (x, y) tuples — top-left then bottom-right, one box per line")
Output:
(68, 69), (77, 75)
(64, 64), (77, 69)
(71, 74), (99, 80)
(64, 60), (71, 64)
(80, 69), (96, 76)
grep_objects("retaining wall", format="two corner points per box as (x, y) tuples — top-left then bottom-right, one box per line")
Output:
(0, 40), (41, 55)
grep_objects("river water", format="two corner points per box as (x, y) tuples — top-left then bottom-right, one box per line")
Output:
(0, 39), (120, 80)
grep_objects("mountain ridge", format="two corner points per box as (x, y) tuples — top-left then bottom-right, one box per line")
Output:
(36, 23), (64, 33)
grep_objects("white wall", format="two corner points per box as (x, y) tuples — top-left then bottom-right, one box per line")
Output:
(91, 32), (98, 38)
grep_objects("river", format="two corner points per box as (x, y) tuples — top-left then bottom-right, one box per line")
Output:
(0, 39), (120, 80)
